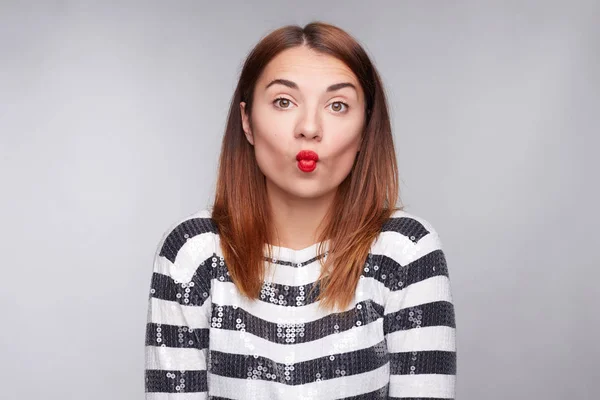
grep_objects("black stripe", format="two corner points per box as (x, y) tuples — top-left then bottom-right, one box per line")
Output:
(210, 300), (383, 344)
(159, 217), (217, 263)
(145, 369), (207, 393)
(208, 249), (447, 308)
(384, 300), (456, 334)
(145, 322), (209, 350)
(210, 340), (390, 384)
(389, 350), (456, 375)
(381, 217), (430, 243)
(377, 249), (449, 292)
(151, 249), (449, 332)
(209, 264), (323, 306)
(264, 252), (327, 267)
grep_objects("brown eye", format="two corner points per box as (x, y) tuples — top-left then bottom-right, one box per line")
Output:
(274, 98), (292, 109)
(329, 101), (348, 113)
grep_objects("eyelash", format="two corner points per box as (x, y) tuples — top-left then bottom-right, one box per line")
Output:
(273, 97), (350, 113)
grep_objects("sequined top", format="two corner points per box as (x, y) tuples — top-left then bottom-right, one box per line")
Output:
(144, 208), (457, 399)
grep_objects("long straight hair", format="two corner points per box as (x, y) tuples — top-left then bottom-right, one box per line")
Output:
(212, 21), (403, 312)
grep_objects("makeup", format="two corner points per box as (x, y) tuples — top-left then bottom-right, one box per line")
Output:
(296, 150), (319, 172)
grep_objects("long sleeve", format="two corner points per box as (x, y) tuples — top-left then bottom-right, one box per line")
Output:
(144, 218), (214, 399)
(383, 225), (457, 399)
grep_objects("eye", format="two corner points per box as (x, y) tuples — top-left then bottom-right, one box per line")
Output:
(328, 101), (349, 113)
(273, 97), (294, 109)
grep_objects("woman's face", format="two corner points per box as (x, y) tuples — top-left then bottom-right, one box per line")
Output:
(240, 45), (366, 202)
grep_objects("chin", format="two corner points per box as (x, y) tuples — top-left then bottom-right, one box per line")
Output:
(284, 184), (335, 200)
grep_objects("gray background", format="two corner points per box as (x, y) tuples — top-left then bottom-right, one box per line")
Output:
(1, 1), (598, 399)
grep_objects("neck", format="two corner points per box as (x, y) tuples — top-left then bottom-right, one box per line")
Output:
(266, 180), (335, 251)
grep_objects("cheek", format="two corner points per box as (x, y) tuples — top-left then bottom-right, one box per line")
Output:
(254, 143), (283, 174)
(327, 123), (362, 159)
(331, 145), (360, 172)
(252, 123), (290, 173)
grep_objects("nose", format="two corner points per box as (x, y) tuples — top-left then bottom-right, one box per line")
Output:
(294, 106), (322, 140)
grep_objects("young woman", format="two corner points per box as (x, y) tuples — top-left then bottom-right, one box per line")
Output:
(145, 21), (457, 399)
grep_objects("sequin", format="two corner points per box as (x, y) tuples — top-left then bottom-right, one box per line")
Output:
(146, 215), (457, 398)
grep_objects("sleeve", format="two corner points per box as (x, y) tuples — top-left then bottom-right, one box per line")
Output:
(383, 225), (457, 399)
(144, 222), (213, 399)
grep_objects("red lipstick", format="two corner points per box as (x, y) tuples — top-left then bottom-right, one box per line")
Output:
(296, 150), (319, 172)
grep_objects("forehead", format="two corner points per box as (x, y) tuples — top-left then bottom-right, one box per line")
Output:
(258, 46), (360, 91)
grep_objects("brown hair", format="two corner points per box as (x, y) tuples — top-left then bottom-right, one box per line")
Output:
(211, 21), (403, 312)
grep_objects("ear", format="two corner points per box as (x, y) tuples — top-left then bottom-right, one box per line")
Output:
(240, 102), (254, 146)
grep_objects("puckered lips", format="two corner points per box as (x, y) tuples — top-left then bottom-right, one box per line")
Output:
(296, 150), (319, 172)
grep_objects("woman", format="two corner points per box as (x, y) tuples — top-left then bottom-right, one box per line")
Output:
(145, 21), (456, 399)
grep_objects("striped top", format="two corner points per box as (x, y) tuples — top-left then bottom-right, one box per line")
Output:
(144, 208), (457, 399)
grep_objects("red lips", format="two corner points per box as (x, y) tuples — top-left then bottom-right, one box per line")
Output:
(296, 150), (319, 172)
(296, 150), (319, 162)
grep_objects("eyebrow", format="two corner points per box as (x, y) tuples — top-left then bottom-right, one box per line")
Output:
(265, 78), (357, 94)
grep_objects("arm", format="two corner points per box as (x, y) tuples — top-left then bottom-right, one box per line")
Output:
(383, 227), (457, 399)
(144, 222), (213, 399)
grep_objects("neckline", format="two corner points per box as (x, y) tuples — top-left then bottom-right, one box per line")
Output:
(265, 239), (330, 262)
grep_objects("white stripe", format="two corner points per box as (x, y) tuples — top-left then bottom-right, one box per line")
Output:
(389, 373), (455, 398)
(210, 280), (378, 323)
(208, 362), (390, 400)
(262, 259), (325, 287)
(145, 346), (207, 370)
(146, 392), (207, 400)
(149, 297), (211, 329)
(154, 232), (216, 284)
(386, 325), (456, 352)
(210, 318), (384, 364)
(371, 229), (442, 267)
(384, 275), (453, 314)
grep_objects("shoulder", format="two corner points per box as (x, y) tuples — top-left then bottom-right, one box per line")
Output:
(153, 207), (218, 283)
(381, 209), (441, 241)
(375, 209), (445, 265)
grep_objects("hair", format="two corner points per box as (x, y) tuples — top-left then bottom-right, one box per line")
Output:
(211, 21), (403, 312)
